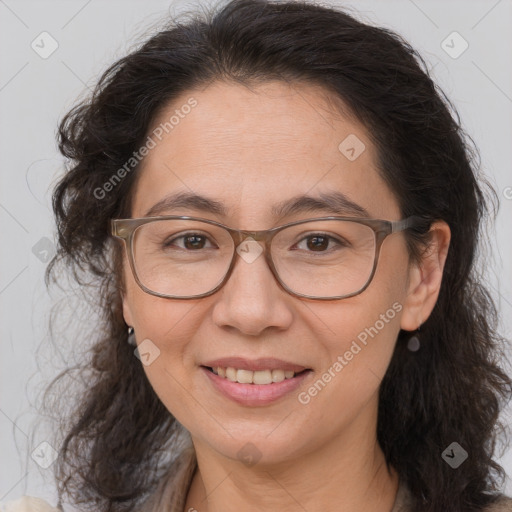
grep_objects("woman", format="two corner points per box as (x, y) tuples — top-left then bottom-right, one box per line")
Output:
(5, 0), (512, 510)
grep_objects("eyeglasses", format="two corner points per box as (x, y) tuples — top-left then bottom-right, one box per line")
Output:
(110, 215), (428, 300)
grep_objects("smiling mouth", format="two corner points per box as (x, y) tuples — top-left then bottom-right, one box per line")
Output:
(203, 366), (311, 385)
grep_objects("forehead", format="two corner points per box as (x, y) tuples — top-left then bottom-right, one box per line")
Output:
(130, 80), (400, 226)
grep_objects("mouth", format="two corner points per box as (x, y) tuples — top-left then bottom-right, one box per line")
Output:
(200, 363), (313, 406)
(203, 365), (310, 385)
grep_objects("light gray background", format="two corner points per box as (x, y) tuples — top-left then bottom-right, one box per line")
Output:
(1, 0), (511, 506)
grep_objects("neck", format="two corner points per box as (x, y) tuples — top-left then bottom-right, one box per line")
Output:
(183, 403), (399, 512)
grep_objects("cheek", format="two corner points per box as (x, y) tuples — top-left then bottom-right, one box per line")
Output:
(122, 269), (203, 378)
(125, 292), (209, 423)
(128, 291), (201, 359)
(296, 303), (402, 439)
(321, 296), (403, 387)
(122, 256), (199, 349)
(304, 242), (409, 409)
(121, 254), (216, 423)
(346, 243), (409, 369)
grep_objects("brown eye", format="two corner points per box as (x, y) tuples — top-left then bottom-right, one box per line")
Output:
(293, 233), (346, 253)
(164, 233), (215, 250)
(306, 235), (329, 251)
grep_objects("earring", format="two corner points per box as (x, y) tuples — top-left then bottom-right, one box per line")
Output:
(127, 326), (136, 346)
(407, 324), (421, 352)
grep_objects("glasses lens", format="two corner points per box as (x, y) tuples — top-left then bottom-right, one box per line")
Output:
(132, 219), (234, 297)
(131, 219), (376, 299)
(272, 220), (376, 298)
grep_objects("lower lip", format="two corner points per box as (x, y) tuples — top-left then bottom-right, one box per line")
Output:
(201, 366), (312, 406)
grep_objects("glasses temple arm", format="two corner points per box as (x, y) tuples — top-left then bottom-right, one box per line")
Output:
(391, 215), (430, 233)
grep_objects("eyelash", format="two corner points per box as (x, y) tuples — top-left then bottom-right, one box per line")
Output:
(292, 233), (346, 252)
(164, 232), (347, 252)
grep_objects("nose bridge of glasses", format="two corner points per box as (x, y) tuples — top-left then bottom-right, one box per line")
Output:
(227, 228), (279, 289)
(229, 227), (271, 248)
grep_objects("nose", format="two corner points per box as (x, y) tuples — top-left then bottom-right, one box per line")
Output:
(210, 239), (294, 336)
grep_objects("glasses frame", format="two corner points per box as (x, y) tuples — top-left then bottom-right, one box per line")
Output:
(110, 214), (428, 301)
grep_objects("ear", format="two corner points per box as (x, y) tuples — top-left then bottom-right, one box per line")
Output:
(118, 247), (134, 327)
(400, 221), (451, 331)
(122, 291), (134, 327)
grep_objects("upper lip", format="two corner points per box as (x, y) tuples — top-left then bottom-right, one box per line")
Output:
(202, 357), (309, 373)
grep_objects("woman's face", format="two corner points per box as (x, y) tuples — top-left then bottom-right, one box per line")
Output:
(122, 80), (433, 465)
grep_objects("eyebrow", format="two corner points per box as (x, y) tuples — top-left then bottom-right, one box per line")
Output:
(143, 190), (370, 220)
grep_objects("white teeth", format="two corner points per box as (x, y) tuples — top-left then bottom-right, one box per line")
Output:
(212, 366), (299, 384)
(271, 369), (285, 383)
(226, 367), (237, 382)
(253, 370), (272, 385)
(236, 369), (253, 384)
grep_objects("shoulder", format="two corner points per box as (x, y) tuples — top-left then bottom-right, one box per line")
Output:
(0, 496), (60, 512)
(484, 495), (512, 511)
(392, 480), (512, 512)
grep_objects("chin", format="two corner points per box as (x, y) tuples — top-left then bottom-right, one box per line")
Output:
(193, 428), (311, 468)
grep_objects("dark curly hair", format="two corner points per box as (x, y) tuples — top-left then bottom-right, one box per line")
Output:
(39, 0), (512, 510)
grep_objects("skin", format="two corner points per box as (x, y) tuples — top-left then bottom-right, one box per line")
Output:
(121, 79), (451, 512)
